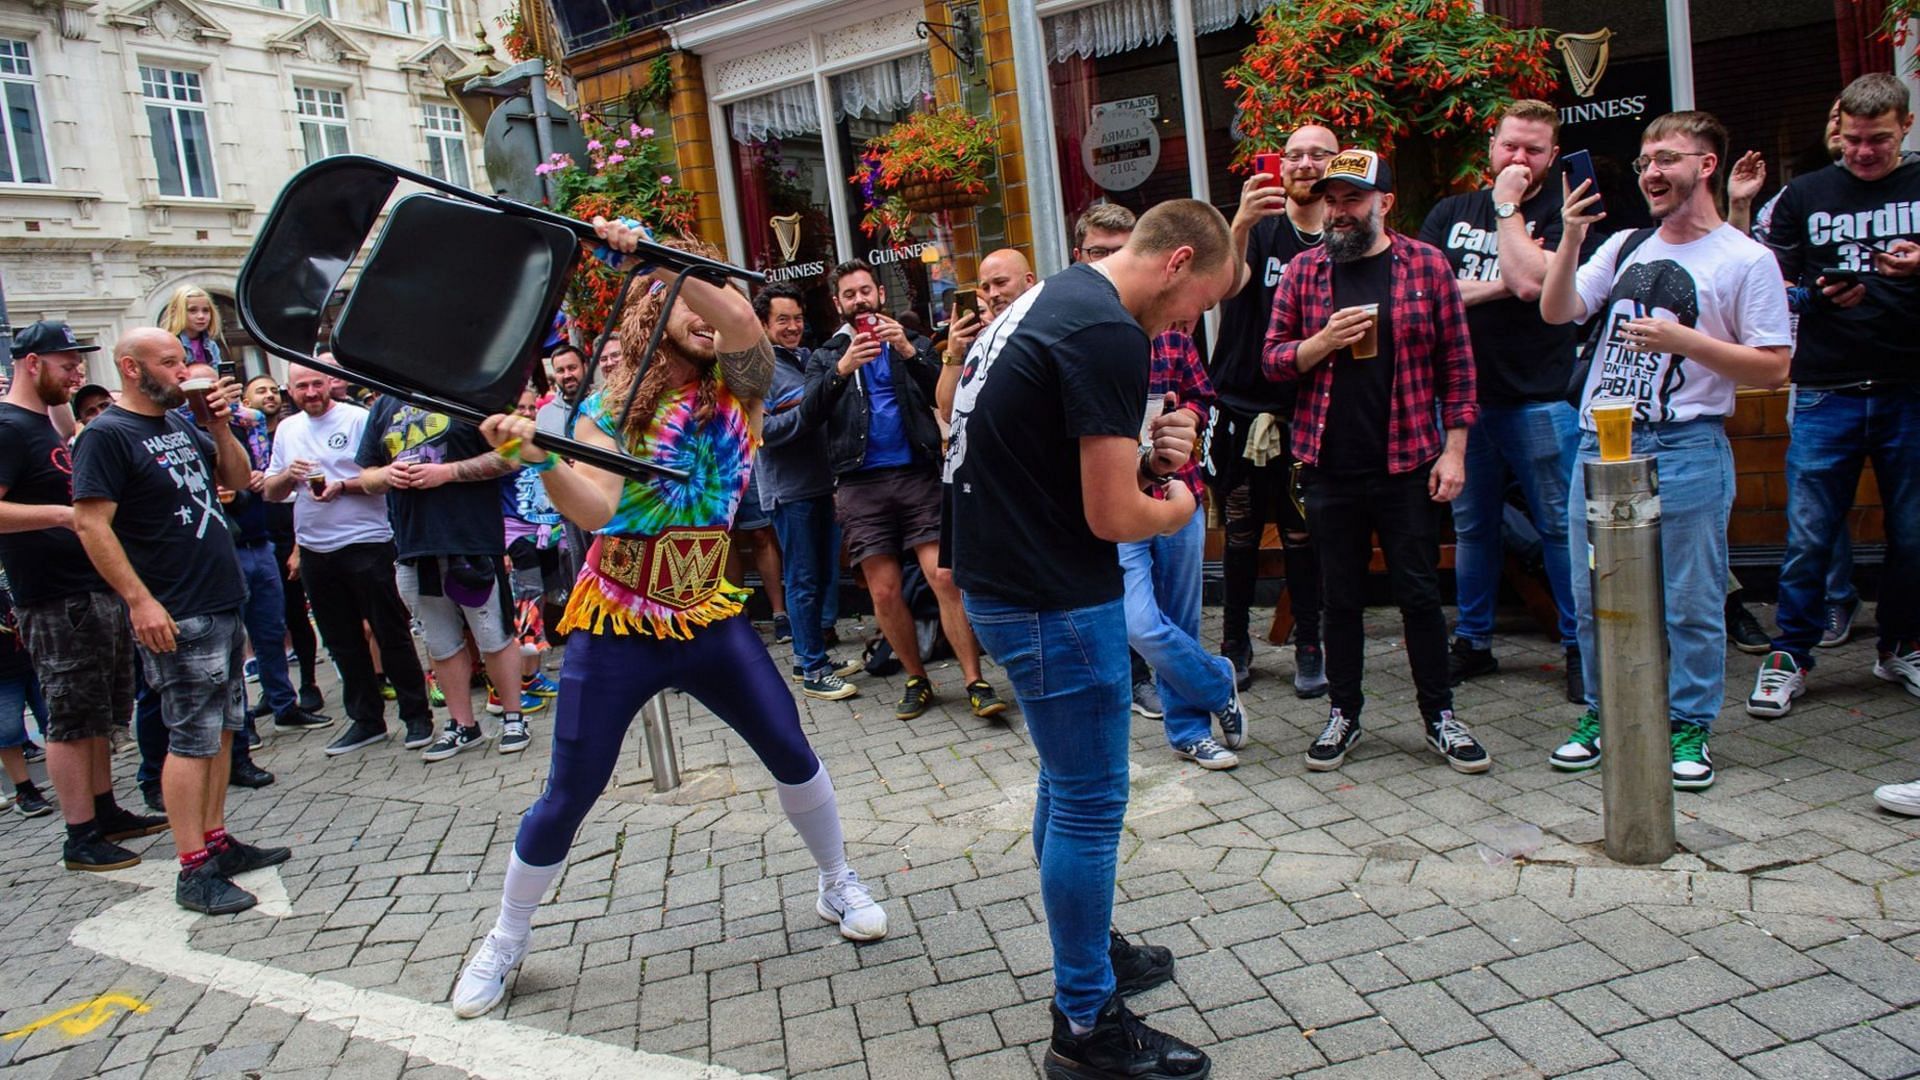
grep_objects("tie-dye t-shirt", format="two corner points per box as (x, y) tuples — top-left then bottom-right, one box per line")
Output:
(557, 378), (755, 639)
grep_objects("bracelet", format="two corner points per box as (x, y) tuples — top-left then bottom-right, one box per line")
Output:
(525, 454), (558, 474)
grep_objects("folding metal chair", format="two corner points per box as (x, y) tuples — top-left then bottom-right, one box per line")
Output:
(234, 154), (764, 481)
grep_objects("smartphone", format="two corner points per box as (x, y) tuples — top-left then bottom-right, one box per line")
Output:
(1253, 152), (1285, 180)
(953, 289), (977, 319)
(1562, 150), (1603, 217)
(1818, 266), (1862, 287)
(852, 312), (880, 338)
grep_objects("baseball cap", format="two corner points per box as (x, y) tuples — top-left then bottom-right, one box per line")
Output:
(10, 319), (101, 359)
(73, 383), (112, 406)
(1311, 149), (1395, 194)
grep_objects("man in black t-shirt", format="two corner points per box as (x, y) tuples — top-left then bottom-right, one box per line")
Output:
(0, 320), (165, 872)
(72, 327), (291, 915)
(1418, 100), (1586, 703)
(1746, 74), (1920, 760)
(946, 200), (1236, 1078)
(1207, 123), (1339, 697)
(1264, 150), (1489, 779)
(358, 401), (526, 759)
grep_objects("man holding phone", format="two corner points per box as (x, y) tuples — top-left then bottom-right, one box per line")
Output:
(1419, 100), (1589, 703)
(804, 261), (1003, 721)
(1743, 75), (1920, 757)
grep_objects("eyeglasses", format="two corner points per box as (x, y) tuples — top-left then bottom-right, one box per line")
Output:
(1282, 149), (1336, 163)
(1078, 245), (1120, 259)
(1630, 150), (1709, 174)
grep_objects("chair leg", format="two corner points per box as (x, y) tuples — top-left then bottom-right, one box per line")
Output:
(1266, 583), (1295, 646)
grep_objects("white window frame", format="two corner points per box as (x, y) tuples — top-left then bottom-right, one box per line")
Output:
(421, 102), (469, 186)
(139, 63), (219, 199)
(0, 37), (52, 186)
(421, 0), (451, 39)
(387, 0), (413, 34)
(293, 83), (351, 163)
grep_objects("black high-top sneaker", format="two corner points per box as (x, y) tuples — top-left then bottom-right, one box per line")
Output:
(1044, 993), (1210, 1079)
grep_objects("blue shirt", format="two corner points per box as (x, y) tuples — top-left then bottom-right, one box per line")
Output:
(859, 343), (914, 471)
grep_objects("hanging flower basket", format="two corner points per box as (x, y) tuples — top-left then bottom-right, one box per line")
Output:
(850, 104), (995, 237)
(898, 176), (986, 213)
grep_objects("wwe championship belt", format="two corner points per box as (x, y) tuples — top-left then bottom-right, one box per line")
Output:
(593, 529), (731, 611)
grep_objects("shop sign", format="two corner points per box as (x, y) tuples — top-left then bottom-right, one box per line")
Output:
(1092, 95), (1159, 122)
(1553, 26), (1650, 129)
(765, 260), (829, 284)
(866, 241), (938, 266)
(1082, 108), (1159, 193)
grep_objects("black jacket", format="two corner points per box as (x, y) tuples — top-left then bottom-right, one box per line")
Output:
(801, 328), (941, 479)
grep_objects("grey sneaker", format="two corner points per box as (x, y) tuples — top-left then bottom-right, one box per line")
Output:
(1293, 643), (1328, 699)
(1130, 680), (1164, 720)
(421, 721), (488, 762)
(1819, 598), (1858, 648)
(1216, 669), (1248, 750)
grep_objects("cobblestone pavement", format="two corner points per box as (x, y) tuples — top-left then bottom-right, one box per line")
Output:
(3, 604), (1919, 1080)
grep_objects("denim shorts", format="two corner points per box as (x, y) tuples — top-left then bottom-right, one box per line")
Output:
(0, 675), (31, 749)
(395, 556), (515, 661)
(138, 608), (248, 758)
(17, 590), (135, 741)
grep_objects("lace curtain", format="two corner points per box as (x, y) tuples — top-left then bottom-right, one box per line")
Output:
(1047, 0), (1271, 62)
(728, 52), (935, 144)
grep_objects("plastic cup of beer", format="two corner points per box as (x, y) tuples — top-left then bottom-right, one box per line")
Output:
(182, 377), (216, 427)
(307, 473), (328, 498)
(1592, 397), (1634, 462)
(1351, 304), (1381, 360)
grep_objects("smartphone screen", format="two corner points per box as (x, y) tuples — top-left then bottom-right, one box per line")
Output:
(1562, 150), (1603, 217)
(953, 289), (977, 319)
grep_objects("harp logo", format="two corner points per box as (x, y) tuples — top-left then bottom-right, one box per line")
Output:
(771, 213), (803, 263)
(1555, 28), (1613, 99)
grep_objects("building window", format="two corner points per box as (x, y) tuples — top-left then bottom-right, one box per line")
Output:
(257, 0), (333, 13)
(388, 0), (412, 34)
(295, 85), (350, 163)
(0, 39), (51, 185)
(140, 64), (218, 199)
(422, 0), (451, 39)
(422, 103), (469, 187)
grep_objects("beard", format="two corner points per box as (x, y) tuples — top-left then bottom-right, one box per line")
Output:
(34, 366), (72, 406)
(1324, 205), (1382, 262)
(138, 365), (184, 409)
(1645, 170), (1696, 221)
(1283, 178), (1322, 205)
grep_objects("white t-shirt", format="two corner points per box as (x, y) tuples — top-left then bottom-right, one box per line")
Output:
(1572, 223), (1792, 428)
(267, 403), (393, 553)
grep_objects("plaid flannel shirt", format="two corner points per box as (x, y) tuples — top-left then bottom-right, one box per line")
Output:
(1149, 328), (1213, 501)
(1261, 232), (1478, 474)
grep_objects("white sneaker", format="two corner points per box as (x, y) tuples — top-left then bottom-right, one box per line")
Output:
(1874, 644), (1920, 699)
(1873, 780), (1920, 816)
(1745, 652), (1804, 718)
(451, 931), (527, 1019)
(817, 870), (888, 941)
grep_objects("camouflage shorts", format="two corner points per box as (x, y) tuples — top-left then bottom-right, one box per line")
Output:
(17, 590), (135, 741)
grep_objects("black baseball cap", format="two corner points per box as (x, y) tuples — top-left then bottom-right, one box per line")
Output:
(73, 383), (113, 407)
(1311, 149), (1396, 194)
(10, 319), (101, 359)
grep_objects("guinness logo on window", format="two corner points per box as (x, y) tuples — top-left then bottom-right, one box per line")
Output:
(1555, 28), (1613, 99)
(771, 213), (803, 263)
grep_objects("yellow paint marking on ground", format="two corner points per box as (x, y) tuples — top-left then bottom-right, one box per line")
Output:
(2, 992), (150, 1040)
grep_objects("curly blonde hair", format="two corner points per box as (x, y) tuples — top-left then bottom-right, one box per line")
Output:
(600, 235), (728, 445)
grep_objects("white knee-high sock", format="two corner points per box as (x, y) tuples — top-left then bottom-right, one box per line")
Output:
(492, 850), (565, 942)
(777, 764), (849, 885)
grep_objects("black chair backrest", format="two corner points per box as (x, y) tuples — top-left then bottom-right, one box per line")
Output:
(332, 192), (578, 415)
(235, 156), (397, 356)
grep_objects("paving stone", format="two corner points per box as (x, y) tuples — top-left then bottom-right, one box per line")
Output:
(1674, 1003), (1785, 1057)
(1481, 1000), (1620, 1075)
(1264, 964), (1376, 1030)
(1368, 982), (1490, 1054)
(1682, 921), (1827, 989)
(1491, 941), (1630, 998)
(1553, 985), (1648, 1036)
(1809, 934), (1920, 1007)
(1741, 1041), (1874, 1079)
(1608, 959), (1756, 1019)
(1817, 1025), (1920, 1080)
(1423, 1038), (1534, 1080)
(1602, 1018), (1749, 1080)
(1730, 974), (1893, 1041)
(1297, 1046), (1442, 1079)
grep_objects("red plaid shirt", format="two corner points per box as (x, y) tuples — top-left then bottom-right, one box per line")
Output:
(1149, 329), (1213, 500)
(1262, 232), (1478, 474)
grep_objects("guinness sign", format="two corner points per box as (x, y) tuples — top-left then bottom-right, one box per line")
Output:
(1555, 28), (1613, 99)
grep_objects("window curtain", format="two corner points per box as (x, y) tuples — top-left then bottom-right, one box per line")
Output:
(1834, 0), (1894, 82)
(1479, 0), (1544, 28)
(1048, 0), (1270, 61)
(728, 53), (935, 144)
(730, 85), (820, 144)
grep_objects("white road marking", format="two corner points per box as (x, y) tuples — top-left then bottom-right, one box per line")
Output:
(72, 862), (769, 1079)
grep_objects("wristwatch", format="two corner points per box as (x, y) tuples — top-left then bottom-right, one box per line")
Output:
(1494, 202), (1519, 220)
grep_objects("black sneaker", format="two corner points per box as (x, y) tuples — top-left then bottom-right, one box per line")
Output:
(791, 654), (863, 681)
(141, 780), (165, 814)
(1293, 642), (1328, 699)
(21, 740), (43, 763)
(895, 676), (935, 720)
(274, 706), (334, 730)
(1425, 709), (1492, 774)
(229, 760), (275, 789)
(246, 730), (265, 751)
(12, 781), (51, 818)
(248, 701), (274, 721)
(211, 836), (292, 878)
(1043, 993), (1210, 1079)
(968, 680), (1008, 719)
(421, 720), (488, 762)
(298, 683), (326, 712)
(1447, 638), (1498, 685)
(1727, 598), (1771, 655)
(1564, 647), (1586, 705)
(100, 804), (170, 842)
(324, 720), (389, 757)
(772, 613), (793, 644)
(402, 717), (435, 750)
(64, 827), (142, 872)
(1222, 640), (1252, 691)
(1110, 929), (1175, 996)
(176, 860), (258, 915)
(1305, 707), (1360, 772)
(497, 718), (530, 755)
(802, 671), (858, 700)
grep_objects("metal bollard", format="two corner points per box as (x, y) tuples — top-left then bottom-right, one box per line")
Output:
(641, 693), (681, 793)
(1585, 456), (1675, 865)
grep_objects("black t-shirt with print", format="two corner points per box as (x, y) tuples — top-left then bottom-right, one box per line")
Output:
(1419, 185), (1578, 406)
(1209, 213), (1324, 416)
(356, 397), (505, 561)
(944, 263), (1149, 611)
(70, 407), (244, 619)
(1320, 249), (1396, 475)
(0, 402), (107, 605)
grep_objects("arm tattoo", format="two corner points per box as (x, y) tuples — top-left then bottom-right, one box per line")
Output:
(448, 451), (517, 483)
(718, 336), (776, 401)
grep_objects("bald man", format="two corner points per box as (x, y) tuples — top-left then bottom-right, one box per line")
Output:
(265, 359), (434, 757)
(936, 248), (1039, 423)
(72, 328), (290, 915)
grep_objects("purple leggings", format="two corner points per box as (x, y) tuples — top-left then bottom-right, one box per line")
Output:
(513, 615), (819, 865)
